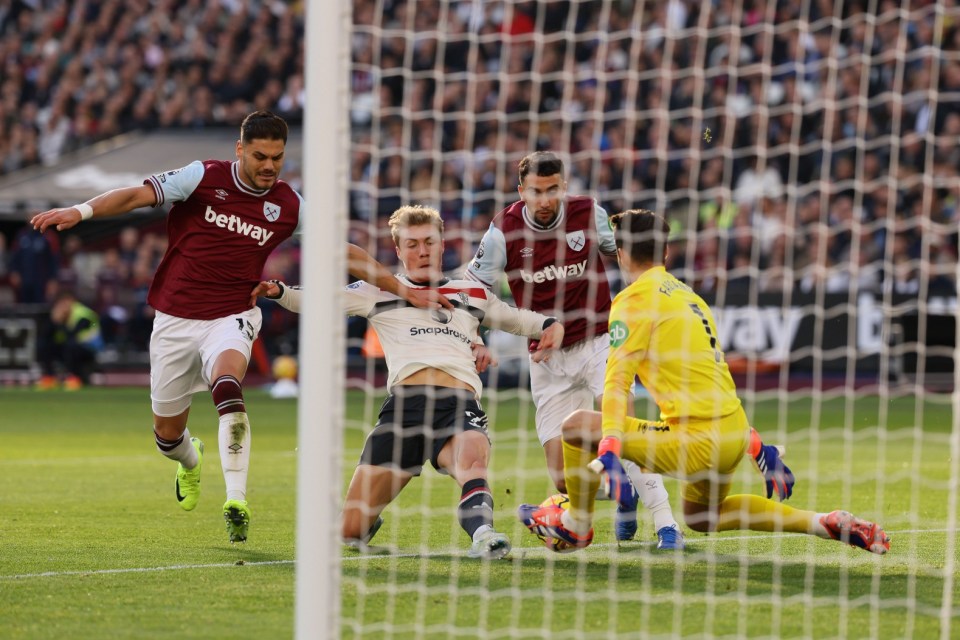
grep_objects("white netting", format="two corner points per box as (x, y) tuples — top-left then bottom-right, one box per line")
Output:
(338, 1), (959, 638)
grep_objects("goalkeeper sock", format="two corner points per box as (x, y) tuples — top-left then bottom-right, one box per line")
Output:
(219, 413), (251, 502)
(622, 459), (677, 531)
(714, 494), (817, 533)
(561, 439), (600, 523)
(457, 478), (494, 538)
(155, 428), (198, 467)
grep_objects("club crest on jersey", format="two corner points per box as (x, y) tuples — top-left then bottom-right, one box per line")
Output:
(457, 292), (470, 306)
(263, 201), (281, 222)
(566, 230), (585, 252)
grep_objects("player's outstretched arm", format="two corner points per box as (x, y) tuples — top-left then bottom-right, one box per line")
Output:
(249, 280), (282, 307)
(31, 185), (157, 232)
(346, 243), (453, 311)
(251, 280), (301, 312)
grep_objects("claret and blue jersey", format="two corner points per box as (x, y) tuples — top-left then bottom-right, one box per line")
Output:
(144, 159), (304, 320)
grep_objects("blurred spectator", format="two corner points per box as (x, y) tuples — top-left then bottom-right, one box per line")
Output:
(36, 290), (103, 391)
(0, 1), (305, 174)
(8, 225), (60, 303)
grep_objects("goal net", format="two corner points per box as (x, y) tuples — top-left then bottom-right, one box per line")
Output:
(315, 1), (960, 637)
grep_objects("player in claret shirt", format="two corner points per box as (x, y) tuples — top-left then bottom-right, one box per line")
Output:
(32, 111), (302, 544)
(463, 151), (685, 547)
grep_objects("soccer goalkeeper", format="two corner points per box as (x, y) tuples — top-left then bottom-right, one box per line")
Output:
(519, 209), (889, 555)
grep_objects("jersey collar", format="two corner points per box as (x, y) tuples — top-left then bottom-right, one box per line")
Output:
(521, 201), (566, 231)
(398, 274), (450, 287)
(231, 161), (272, 197)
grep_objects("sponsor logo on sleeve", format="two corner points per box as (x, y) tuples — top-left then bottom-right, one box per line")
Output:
(609, 320), (629, 348)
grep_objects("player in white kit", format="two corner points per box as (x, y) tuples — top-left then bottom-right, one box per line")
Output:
(255, 205), (564, 559)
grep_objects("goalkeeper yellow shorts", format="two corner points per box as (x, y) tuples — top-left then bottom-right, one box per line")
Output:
(620, 407), (752, 506)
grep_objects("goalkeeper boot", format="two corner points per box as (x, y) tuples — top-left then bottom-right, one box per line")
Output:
(467, 527), (511, 560)
(223, 499), (251, 543)
(175, 438), (203, 511)
(518, 503), (593, 552)
(656, 524), (685, 551)
(820, 510), (889, 555)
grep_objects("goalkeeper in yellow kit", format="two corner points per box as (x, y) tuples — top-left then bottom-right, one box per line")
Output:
(519, 209), (890, 555)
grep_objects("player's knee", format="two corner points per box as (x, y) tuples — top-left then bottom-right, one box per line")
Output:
(561, 409), (600, 446)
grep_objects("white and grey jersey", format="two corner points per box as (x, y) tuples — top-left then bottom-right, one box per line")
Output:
(272, 276), (553, 398)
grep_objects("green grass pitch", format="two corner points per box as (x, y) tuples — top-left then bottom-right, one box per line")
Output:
(1, 387), (956, 638)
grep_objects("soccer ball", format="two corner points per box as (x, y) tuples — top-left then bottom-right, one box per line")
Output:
(272, 355), (298, 380)
(536, 493), (577, 553)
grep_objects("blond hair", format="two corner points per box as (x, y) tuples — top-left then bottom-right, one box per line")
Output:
(388, 205), (444, 245)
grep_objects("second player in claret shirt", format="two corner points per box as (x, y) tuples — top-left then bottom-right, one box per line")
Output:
(464, 151), (685, 549)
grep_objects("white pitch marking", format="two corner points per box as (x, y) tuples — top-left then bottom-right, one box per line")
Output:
(1, 527), (946, 580)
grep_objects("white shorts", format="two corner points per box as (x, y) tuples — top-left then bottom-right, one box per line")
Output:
(529, 333), (610, 445)
(149, 308), (262, 417)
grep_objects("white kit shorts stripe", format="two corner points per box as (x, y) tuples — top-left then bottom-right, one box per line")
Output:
(149, 307), (262, 417)
(528, 333), (610, 445)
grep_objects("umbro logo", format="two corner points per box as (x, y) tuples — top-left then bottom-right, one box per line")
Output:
(228, 443), (243, 453)
(215, 189), (229, 201)
(520, 247), (534, 257)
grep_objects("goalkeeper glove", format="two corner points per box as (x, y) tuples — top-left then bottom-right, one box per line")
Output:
(748, 427), (795, 501)
(587, 437), (638, 511)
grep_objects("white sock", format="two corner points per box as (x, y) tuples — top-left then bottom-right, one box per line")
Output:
(473, 524), (493, 541)
(156, 427), (198, 468)
(811, 513), (830, 539)
(219, 413), (251, 502)
(561, 509), (593, 536)
(623, 460), (677, 531)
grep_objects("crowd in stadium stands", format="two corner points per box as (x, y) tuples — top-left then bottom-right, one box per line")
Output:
(1, 0), (958, 365)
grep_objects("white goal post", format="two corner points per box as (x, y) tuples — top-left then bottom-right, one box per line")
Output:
(297, 0), (349, 638)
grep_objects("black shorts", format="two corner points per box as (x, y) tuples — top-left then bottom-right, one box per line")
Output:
(359, 385), (490, 475)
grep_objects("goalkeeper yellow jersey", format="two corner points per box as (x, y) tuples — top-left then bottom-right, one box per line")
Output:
(602, 266), (741, 437)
